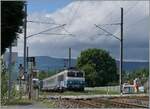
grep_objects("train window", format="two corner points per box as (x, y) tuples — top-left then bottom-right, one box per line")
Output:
(77, 72), (83, 77)
(67, 72), (75, 77)
(67, 71), (83, 77)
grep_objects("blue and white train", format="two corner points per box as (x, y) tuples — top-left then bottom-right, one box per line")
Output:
(41, 68), (85, 91)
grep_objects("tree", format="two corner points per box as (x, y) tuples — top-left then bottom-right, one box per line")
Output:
(38, 70), (56, 80)
(76, 48), (118, 86)
(1, 1), (25, 54)
(123, 68), (149, 85)
(38, 71), (49, 80)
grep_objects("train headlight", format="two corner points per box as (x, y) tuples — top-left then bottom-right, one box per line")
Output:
(69, 81), (72, 84)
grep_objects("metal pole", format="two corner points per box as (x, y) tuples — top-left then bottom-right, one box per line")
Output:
(29, 62), (31, 100)
(69, 48), (71, 68)
(120, 8), (123, 94)
(26, 46), (29, 94)
(8, 46), (12, 101)
(24, 2), (27, 78)
(30, 62), (33, 100)
(19, 75), (22, 99)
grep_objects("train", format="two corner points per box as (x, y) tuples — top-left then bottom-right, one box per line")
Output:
(32, 68), (85, 92)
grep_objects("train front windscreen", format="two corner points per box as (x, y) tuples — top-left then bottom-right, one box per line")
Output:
(67, 71), (83, 77)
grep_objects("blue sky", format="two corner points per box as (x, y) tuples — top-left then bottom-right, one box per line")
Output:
(27, 0), (73, 14)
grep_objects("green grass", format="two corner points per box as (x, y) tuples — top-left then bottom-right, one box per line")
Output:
(40, 87), (120, 96)
(37, 99), (56, 108)
(5, 98), (32, 105)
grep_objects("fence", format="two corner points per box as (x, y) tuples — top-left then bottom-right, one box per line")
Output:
(85, 86), (120, 94)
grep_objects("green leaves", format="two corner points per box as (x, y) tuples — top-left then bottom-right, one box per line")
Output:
(123, 68), (149, 85)
(76, 48), (118, 87)
(1, 1), (25, 54)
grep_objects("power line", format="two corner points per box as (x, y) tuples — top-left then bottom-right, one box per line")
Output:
(124, 1), (139, 18)
(68, 0), (81, 26)
(27, 20), (58, 25)
(95, 24), (121, 41)
(41, 33), (73, 36)
(97, 23), (121, 26)
(62, 26), (76, 37)
(112, 1), (139, 22)
(27, 24), (66, 38)
(95, 8), (124, 94)
(124, 17), (147, 33)
(27, 20), (75, 37)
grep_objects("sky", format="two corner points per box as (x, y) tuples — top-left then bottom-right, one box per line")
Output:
(13, 0), (149, 61)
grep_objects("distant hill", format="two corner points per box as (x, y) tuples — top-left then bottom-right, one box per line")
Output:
(116, 60), (149, 72)
(11, 56), (148, 81)
(8, 56), (149, 80)
(17, 56), (149, 72)
(16, 56), (76, 71)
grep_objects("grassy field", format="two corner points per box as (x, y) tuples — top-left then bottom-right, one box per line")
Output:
(41, 86), (120, 96)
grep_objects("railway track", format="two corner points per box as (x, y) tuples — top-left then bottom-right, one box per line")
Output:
(111, 96), (149, 101)
(101, 99), (148, 108)
(109, 96), (149, 108)
(57, 99), (98, 108)
(56, 98), (149, 108)
(40, 96), (149, 108)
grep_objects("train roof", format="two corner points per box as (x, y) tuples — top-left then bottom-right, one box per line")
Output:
(43, 68), (81, 81)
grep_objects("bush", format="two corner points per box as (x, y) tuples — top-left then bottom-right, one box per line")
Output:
(1, 59), (8, 105)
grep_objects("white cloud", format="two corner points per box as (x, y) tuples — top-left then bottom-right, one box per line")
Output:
(13, 1), (149, 60)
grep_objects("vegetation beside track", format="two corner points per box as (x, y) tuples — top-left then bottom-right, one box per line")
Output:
(36, 99), (56, 108)
(40, 86), (120, 96)
(4, 98), (32, 105)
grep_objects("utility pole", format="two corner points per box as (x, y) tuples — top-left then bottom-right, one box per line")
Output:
(27, 46), (29, 75)
(8, 46), (12, 101)
(27, 46), (29, 94)
(29, 62), (32, 100)
(120, 8), (123, 94)
(24, 2), (27, 79)
(69, 48), (71, 68)
(95, 8), (123, 94)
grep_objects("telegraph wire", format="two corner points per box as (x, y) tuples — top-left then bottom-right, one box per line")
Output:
(68, 0), (81, 26)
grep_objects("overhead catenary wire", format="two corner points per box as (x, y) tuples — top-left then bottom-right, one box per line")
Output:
(112, 1), (139, 22)
(124, 1), (139, 18)
(68, 0), (81, 26)
(41, 33), (73, 36)
(97, 23), (121, 26)
(101, 1), (140, 38)
(95, 24), (121, 41)
(25, 2), (80, 37)
(26, 24), (66, 39)
(125, 17), (147, 28)
(46, 1), (81, 37)
(27, 20), (58, 25)
(27, 20), (75, 36)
